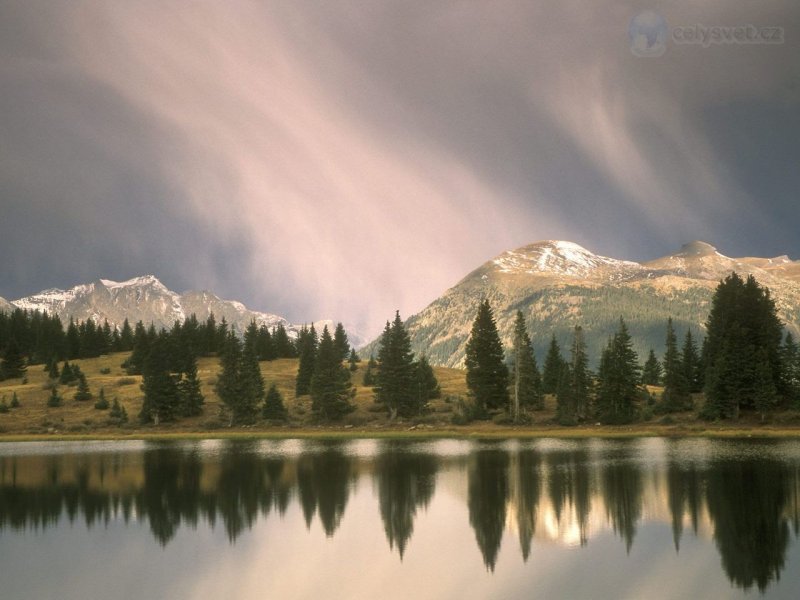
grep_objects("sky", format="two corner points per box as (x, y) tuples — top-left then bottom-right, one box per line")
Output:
(0, 1), (798, 337)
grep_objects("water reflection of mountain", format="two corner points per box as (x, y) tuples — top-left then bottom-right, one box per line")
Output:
(2, 439), (800, 593)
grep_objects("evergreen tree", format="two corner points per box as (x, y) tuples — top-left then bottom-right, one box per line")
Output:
(333, 323), (350, 363)
(560, 326), (591, 424)
(94, 387), (110, 410)
(47, 357), (60, 380)
(681, 329), (703, 393)
(119, 318), (135, 351)
(0, 338), (26, 380)
(0, 398), (8, 414)
(109, 398), (128, 424)
(10, 391), (20, 408)
(376, 313), (419, 418)
(510, 311), (543, 421)
(783, 333), (800, 407)
(178, 355), (205, 417)
(139, 333), (179, 425)
(542, 335), (565, 395)
(66, 318), (80, 359)
(244, 320), (260, 357)
(237, 344), (264, 425)
(47, 386), (63, 408)
(464, 300), (509, 417)
(125, 322), (151, 375)
(702, 274), (785, 419)
(595, 319), (641, 424)
(661, 318), (690, 412)
(295, 325), (318, 397)
(641, 350), (663, 386)
(272, 324), (295, 358)
(257, 324), (275, 361)
(753, 348), (778, 421)
(363, 355), (378, 387)
(74, 373), (93, 402)
(310, 326), (355, 421)
(59, 361), (76, 385)
(414, 355), (441, 408)
(348, 348), (359, 372)
(262, 383), (288, 420)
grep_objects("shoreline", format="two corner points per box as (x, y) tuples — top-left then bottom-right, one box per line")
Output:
(3, 423), (800, 443)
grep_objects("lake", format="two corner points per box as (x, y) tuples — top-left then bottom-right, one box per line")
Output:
(1, 437), (800, 599)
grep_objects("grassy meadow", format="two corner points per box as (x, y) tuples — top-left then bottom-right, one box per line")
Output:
(2, 352), (800, 439)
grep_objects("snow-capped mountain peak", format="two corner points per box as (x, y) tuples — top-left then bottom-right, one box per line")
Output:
(491, 240), (642, 280)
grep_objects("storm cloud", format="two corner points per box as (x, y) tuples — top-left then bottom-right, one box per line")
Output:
(1, 1), (798, 336)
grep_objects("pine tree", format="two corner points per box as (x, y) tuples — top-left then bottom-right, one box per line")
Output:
(295, 325), (318, 397)
(0, 338), (26, 380)
(348, 348), (359, 372)
(542, 335), (565, 395)
(510, 311), (543, 421)
(66, 318), (80, 359)
(0, 399), (8, 414)
(139, 333), (179, 425)
(257, 324), (275, 361)
(570, 326), (591, 421)
(262, 383), (288, 420)
(125, 322), (151, 375)
(244, 320), (260, 357)
(702, 274), (785, 419)
(641, 350), (662, 386)
(681, 329), (703, 393)
(310, 326), (355, 421)
(59, 361), (76, 385)
(464, 300), (509, 417)
(753, 348), (778, 422)
(414, 355), (441, 408)
(376, 313), (418, 418)
(237, 344), (264, 424)
(595, 319), (641, 424)
(47, 357), (60, 380)
(10, 391), (20, 408)
(272, 324), (295, 358)
(363, 355), (378, 387)
(74, 373), (93, 402)
(94, 387), (110, 410)
(333, 323), (350, 363)
(661, 318), (690, 412)
(783, 333), (800, 407)
(178, 355), (205, 417)
(47, 386), (63, 408)
(119, 318), (135, 351)
(109, 398), (128, 424)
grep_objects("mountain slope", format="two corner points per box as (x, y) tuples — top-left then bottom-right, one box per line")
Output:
(365, 241), (800, 368)
(9, 276), (299, 337)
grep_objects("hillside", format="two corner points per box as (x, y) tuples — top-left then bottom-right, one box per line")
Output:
(362, 241), (800, 367)
(0, 353), (468, 435)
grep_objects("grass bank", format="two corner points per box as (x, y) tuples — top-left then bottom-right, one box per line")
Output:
(2, 352), (800, 442)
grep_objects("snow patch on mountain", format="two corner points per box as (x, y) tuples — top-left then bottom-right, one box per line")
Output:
(492, 240), (643, 280)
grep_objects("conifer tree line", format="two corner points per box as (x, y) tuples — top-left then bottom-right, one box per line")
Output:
(0, 307), (300, 381)
(463, 273), (800, 424)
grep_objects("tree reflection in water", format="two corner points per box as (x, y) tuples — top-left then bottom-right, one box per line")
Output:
(0, 439), (799, 593)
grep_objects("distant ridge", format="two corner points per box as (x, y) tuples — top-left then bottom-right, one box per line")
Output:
(6, 275), (360, 343)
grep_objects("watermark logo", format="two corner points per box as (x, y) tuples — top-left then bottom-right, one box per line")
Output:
(629, 11), (784, 57)
(629, 11), (668, 57)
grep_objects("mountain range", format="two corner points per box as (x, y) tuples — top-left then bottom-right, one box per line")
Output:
(1, 275), (357, 343)
(3, 241), (799, 368)
(363, 240), (800, 368)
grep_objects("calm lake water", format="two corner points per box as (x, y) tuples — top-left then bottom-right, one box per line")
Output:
(2, 438), (800, 599)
